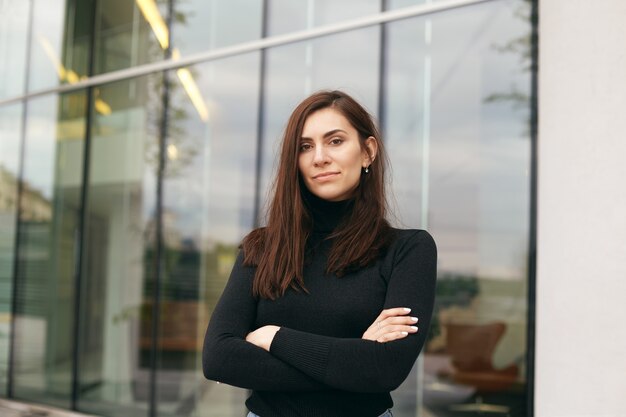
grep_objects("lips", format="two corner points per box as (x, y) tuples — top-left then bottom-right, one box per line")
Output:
(313, 172), (340, 180)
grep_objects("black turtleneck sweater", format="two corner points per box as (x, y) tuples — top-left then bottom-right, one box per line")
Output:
(202, 193), (437, 417)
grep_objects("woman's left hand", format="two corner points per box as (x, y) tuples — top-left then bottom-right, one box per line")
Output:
(246, 325), (281, 351)
(362, 307), (419, 343)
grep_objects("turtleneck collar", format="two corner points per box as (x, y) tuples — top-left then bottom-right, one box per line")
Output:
(301, 186), (354, 233)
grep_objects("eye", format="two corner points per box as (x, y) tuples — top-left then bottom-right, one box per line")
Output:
(329, 137), (343, 145)
(299, 143), (312, 152)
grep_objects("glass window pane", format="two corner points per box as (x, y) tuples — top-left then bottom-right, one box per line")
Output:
(0, 103), (23, 396)
(12, 91), (87, 408)
(27, 0), (94, 93)
(156, 52), (260, 417)
(387, 0), (451, 9)
(384, 1), (531, 415)
(268, 0), (380, 36)
(0, 2), (30, 99)
(93, 0), (168, 75)
(171, 0), (263, 56)
(261, 26), (381, 207)
(76, 74), (162, 417)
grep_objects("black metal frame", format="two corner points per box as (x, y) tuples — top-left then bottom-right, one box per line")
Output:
(69, 0), (99, 410)
(7, 0), (35, 400)
(526, 0), (539, 415)
(253, 0), (270, 228)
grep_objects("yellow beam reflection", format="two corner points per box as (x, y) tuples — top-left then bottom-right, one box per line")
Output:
(37, 36), (112, 116)
(94, 99), (112, 115)
(135, 0), (169, 49)
(172, 49), (209, 122)
(37, 35), (66, 80)
(135, 0), (210, 123)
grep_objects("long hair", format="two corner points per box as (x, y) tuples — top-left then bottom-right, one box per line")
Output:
(242, 90), (392, 299)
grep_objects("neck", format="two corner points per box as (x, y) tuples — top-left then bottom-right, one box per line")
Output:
(301, 187), (354, 233)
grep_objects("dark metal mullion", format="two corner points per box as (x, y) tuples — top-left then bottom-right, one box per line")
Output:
(7, 0), (36, 399)
(253, 0), (269, 228)
(377, 0), (389, 134)
(70, 0), (100, 410)
(148, 0), (174, 415)
(526, 0), (539, 415)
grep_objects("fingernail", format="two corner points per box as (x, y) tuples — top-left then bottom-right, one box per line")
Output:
(404, 308), (411, 312)
(411, 317), (418, 322)
(410, 326), (418, 331)
(401, 331), (408, 335)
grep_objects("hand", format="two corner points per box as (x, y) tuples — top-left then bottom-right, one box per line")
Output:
(362, 307), (419, 343)
(245, 325), (281, 351)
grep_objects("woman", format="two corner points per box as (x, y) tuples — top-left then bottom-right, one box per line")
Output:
(203, 90), (437, 417)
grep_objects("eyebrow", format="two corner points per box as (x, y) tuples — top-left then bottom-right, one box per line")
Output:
(300, 129), (347, 140)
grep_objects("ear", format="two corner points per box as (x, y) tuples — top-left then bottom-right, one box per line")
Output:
(362, 136), (378, 167)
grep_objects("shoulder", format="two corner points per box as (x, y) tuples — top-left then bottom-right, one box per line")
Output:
(382, 228), (437, 274)
(389, 228), (437, 254)
(383, 229), (437, 287)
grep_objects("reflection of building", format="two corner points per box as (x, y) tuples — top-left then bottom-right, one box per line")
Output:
(1, 1), (624, 417)
(0, 166), (52, 221)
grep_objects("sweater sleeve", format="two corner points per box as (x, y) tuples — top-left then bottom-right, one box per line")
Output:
(268, 230), (437, 393)
(202, 250), (327, 391)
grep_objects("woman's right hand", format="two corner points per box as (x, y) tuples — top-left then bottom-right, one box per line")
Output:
(362, 307), (419, 343)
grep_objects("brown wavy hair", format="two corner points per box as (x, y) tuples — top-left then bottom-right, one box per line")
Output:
(242, 90), (392, 299)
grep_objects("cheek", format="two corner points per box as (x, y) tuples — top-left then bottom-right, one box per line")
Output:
(297, 155), (307, 176)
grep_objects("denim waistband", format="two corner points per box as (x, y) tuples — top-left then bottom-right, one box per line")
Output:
(247, 409), (393, 417)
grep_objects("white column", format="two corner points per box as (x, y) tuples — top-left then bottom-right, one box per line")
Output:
(537, 1), (626, 416)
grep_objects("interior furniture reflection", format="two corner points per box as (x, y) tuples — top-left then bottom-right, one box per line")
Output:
(442, 322), (519, 414)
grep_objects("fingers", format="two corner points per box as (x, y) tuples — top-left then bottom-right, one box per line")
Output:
(375, 315), (418, 334)
(375, 307), (412, 322)
(377, 323), (418, 336)
(362, 307), (419, 342)
(373, 316), (419, 343)
(383, 316), (419, 326)
(377, 331), (407, 343)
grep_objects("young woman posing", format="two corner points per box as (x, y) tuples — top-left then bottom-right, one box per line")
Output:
(203, 90), (437, 417)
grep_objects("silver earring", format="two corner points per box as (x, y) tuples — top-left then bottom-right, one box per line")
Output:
(365, 166), (369, 173)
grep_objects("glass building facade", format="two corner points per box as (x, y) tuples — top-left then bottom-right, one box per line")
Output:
(0, 0), (535, 416)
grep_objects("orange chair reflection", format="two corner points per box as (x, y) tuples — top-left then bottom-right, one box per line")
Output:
(444, 322), (519, 393)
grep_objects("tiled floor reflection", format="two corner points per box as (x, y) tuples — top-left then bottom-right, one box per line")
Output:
(0, 399), (99, 417)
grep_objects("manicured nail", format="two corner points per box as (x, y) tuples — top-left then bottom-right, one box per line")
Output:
(401, 331), (408, 335)
(410, 317), (418, 322)
(410, 326), (418, 331)
(403, 308), (411, 312)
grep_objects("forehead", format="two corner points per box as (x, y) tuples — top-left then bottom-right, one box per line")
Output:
(301, 107), (355, 137)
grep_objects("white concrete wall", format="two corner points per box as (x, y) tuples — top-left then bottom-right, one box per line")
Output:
(537, 1), (626, 417)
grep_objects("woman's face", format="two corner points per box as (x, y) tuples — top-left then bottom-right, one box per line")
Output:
(298, 107), (377, 202)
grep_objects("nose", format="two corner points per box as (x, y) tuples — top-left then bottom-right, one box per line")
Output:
(312, 144), (330, 166)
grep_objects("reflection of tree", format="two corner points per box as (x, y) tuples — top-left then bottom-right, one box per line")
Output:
(142, 1), (202, 179)
(143, 71), (201, 179)
(484, 0), (533, 121)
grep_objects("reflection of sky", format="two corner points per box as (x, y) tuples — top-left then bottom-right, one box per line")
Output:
(0, 1), (30, 98)
(163, 53), (260, 246)
(28, 0), (67, 92)
(172, 0), (262, 55)
(385, 1), (531, 279)
(268, 0), (380, 36)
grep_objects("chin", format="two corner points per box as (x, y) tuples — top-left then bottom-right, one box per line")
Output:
(309, 188), (341, 201)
